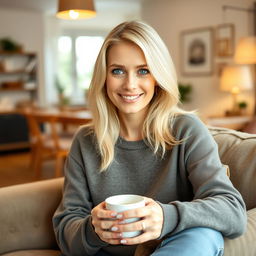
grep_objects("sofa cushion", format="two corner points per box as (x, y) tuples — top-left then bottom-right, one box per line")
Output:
(1, 250), (61, 256)
(0, 178), (63, 255)
(224, 208), (256, 256)
(209, 127), (256, 210)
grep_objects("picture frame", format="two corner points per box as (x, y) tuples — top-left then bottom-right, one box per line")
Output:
(216, 23), (235, 57)
(180, 27), (214, 76)
(216, 61), (228, 77)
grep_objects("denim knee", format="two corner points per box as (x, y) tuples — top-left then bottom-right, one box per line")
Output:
(152, 227), (224, 256)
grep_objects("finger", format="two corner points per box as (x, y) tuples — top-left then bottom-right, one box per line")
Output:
(119, 232), (152, 245)
(99, 219), (121, 230)
(107, 239), (122, 245)
(143, 197), (154, 204)
(115, 219), (147, 233)
(92, 202), (118, 219)
(120, 207), (150, 220)
(99, 229), (123, 240)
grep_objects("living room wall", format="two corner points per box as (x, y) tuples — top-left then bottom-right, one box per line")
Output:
(0, 8), (45, 105)
(142, 0), (255, 119)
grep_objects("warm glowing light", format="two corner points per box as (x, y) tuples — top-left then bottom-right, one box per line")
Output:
(69, 10), (79, 19)
(56, 0), (96, 20)
(220, 65), (253, 93)
(235, 37), (256, 64)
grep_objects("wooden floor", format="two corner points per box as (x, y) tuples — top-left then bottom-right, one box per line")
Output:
(0, 149), (57, 187)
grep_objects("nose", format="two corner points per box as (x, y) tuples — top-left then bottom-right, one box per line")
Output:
(123, 72), (137, 90)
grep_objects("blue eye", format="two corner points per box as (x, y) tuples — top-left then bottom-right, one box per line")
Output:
(111, 68), (124, 75)
(138, 68), (150, 75)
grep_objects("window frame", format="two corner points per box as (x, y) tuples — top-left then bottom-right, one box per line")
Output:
(58, 29), (107, 105)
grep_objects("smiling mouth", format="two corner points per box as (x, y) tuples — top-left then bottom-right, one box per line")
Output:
(119, 94), (143, 101)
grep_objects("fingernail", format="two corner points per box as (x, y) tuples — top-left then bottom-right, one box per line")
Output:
(120, 239), (127, 244)
(111, 226), (118, 231)
(116, 214), (123, 219)
(111, 212), (117, 217)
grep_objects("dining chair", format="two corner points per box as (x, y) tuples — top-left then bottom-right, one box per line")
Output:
(24, 110), (73, 178)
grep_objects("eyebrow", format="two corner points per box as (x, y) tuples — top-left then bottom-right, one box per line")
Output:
(108, 64), (148, 68)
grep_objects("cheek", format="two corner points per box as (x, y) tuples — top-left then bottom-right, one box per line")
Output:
(106, 77), (118, 103)
(106, 76), (118, 91)
(143, 79), (157, 94)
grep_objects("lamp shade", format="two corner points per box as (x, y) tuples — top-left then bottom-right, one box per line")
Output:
(234, 37), (256, 64)
(220, 65), (253, 94)
(56, 0), (96, 20)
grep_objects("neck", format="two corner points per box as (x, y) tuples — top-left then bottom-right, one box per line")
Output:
(119, 113), (145, 141)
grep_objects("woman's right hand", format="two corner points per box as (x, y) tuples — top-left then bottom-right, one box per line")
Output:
(91, 201), (123, 244)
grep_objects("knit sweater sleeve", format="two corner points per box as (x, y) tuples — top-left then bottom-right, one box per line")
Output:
(158, 115), (247, 239)
(52, 129), (107, 256)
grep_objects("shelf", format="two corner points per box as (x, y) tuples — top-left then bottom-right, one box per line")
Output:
(0, 70), (34, 75)
(0, 87), (36, 92)
(0, 52), (36, 57)
(0, 52), (38, 151)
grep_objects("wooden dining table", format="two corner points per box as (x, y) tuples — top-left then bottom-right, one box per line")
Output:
(20, 107), (92, 126)
(18, 107), (93, 177)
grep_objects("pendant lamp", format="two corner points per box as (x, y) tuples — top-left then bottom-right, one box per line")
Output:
(56, 0), (96, 20)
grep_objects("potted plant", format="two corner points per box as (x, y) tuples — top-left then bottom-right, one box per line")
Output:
(55, 77), (70, 108)
(238, 101), (248, 115)
(0, 38), (22, 53)
(178, 82), (192, 103)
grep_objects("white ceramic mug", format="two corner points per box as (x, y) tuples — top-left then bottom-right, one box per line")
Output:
(105, 194), (145, 238)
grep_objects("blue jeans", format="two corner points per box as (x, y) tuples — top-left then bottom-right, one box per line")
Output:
(151, 227), (224, 256)
(95, 227), (224, 256)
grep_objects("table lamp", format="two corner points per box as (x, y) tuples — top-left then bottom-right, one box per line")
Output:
(234, 36), (256, 115)
(220, 64), (253, 115)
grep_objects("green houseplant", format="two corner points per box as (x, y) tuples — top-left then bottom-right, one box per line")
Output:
(0, 38), (22, 52)
(178, 83), (192, 103)
(55, 77), (70, 107)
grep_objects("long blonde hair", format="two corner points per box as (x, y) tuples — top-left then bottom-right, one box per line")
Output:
(87, 20), (185, 171)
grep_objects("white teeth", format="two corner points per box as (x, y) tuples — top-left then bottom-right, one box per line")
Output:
(122, 95), (140, 100)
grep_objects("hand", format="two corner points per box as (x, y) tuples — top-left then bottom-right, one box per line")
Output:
(91, 201), (123, 244)
(111, 197), (164, 245)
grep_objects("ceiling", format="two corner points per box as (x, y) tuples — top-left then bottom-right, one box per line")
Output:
(0, 0), (142, 15)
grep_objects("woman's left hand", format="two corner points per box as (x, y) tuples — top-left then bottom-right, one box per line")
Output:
(113, 197), (164, 245)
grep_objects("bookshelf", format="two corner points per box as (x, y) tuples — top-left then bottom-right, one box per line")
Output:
(0, 52), (38, 100)
(0, 52), (38, 151)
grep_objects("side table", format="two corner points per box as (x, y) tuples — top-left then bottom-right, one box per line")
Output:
(206, 116), (252, 130)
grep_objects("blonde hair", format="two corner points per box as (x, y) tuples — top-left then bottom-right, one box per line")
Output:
(87, 20), (185, 171)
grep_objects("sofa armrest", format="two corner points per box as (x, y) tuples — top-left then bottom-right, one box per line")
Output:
(224, 208), (256, 256)
(0, 178), (63, 255)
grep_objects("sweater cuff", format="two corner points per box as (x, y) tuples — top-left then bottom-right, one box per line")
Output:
(157, 202), (179, 239)
(85, 216), (108, 248)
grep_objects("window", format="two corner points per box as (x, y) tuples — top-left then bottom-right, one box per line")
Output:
(57, 34), (104, 105)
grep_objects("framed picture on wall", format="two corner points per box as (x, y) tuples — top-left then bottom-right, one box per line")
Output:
(216, 23), (235, 57)
(216, 61), (228, 77)
(180, 27), (214, 76)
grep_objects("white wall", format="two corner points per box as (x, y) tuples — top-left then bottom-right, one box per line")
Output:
(142, 0), (255, 119)
(0, 8), (45, 106)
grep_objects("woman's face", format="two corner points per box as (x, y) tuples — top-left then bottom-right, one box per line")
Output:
(106, 41), (156, 120)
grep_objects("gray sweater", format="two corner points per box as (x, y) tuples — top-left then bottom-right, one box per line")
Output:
(53, 114), (246, 256)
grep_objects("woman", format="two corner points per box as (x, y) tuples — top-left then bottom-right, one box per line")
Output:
(53, 21), (246, 256)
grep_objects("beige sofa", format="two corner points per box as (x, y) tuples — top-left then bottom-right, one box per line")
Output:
(0, 127), (256, 256)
